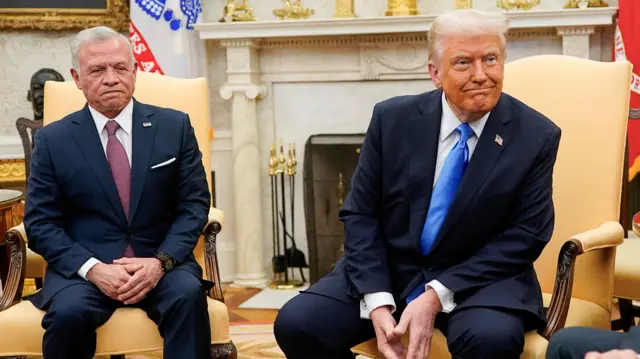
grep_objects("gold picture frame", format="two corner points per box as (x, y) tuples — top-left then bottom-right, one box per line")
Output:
(0, 0), (129, 31)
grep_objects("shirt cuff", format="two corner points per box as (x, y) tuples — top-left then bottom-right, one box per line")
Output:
(426, 280), (456, 313)
(77, 257), (101, 280)
(360, 292), (397, 320)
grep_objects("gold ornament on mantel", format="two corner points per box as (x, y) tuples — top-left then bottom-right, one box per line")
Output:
(563, 0), (608, 8)
(385, 0), (420, 16)
(219, 0), (257, 22)
(333, 0), (357, 18)
(497, 0), (540, 11)
(273, 0), (315, 20)
(454, 0), (473, 9)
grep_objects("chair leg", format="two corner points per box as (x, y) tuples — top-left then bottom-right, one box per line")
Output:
(111, 355), (125, 359)
(210, 341), (238, 359)
(619, 298), (636, 332)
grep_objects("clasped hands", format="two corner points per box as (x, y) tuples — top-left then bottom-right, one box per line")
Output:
(86, 257), (164, 305)
(371, 289), (443, 359)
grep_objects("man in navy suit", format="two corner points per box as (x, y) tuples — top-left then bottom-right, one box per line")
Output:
(23, 26), (212, 359)
(274, 9), (562, 359)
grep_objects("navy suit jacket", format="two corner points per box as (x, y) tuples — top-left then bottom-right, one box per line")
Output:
(23, 99), (211, 309)
(306, 89), (561, 327)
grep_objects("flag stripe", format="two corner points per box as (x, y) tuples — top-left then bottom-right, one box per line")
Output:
(129, 20), (165, 75)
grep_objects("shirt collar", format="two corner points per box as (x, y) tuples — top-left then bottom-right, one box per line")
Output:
(439, 92), (490, 142)
(88, 99), (134, 136)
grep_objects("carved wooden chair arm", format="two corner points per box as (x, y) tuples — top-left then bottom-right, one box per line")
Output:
(203, 207), (225, 303)
(540, 221), (624, 339)
(0, 225), (27, 312)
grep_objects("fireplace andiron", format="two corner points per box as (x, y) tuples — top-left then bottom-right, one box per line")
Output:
(269, 140), (307, 289)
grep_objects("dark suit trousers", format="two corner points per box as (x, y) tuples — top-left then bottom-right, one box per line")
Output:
(274, 291), (534, 359)
(41, 269), (211, 359)
(546, 326), (640, 359)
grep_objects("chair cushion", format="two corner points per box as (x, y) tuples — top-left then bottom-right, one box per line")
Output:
(0, 296), (230, 356)
(25, 248), (44, 279)
(351, 330), (547, 359)
(614, 238), (640, 300)
(351, 294), (610, 359)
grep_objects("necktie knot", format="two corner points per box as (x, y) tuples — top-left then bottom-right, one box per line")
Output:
(456, 123), (474, 143)
(105, 120), (120, 136)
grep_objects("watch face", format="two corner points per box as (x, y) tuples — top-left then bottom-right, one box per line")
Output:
(165, 258), (175, 271)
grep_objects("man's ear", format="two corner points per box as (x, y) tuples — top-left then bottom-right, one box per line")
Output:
(70, 68), (81, 90)
(428, 61), (442, 88)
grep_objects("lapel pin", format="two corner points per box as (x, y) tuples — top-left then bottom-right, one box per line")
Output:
(495, 134), (503, 146)
(143, 122), (152, 127)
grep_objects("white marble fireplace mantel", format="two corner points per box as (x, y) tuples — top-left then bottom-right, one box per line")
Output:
(196, 8), (617, 287)
(197, 8), (617, 39)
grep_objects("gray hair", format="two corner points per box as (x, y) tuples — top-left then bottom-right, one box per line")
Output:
(70, 26), (135, 71)
(428, 9), (508, 63)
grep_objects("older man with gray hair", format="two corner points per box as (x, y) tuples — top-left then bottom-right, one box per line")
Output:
(274, 9), (561, 359)
(23, 26), (212, 359)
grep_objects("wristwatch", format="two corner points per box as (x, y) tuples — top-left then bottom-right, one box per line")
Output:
(154, 252), (176, 273)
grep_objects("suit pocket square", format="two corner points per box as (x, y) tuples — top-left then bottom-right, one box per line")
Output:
(151, 157), (176, 169)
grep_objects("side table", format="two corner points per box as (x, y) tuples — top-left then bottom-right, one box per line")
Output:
(0, 189), (23, 293)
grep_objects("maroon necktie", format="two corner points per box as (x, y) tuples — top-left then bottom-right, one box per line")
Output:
(105, 120), (134, 258)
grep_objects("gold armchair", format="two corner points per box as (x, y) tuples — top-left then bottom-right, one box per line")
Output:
(0, 71), (236, 359)
(352, 55), (632, 358)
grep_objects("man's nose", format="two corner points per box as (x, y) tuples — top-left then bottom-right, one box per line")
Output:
(472, 61), (488, 83)
(103, 68), (119, 85)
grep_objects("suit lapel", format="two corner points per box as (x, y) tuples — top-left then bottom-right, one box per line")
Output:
(408, 90), (443, 245)
(70, 105), (127, 225)
(430, 94), (512, 252)
(128, 100), (156, 223)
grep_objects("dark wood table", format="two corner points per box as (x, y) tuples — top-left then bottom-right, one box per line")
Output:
(0, 189), (23, 292)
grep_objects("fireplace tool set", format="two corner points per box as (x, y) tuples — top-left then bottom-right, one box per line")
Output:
(268, 140), (307, 289)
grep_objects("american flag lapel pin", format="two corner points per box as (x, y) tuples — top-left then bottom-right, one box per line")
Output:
(495, 134), (503, 146)
(143, 122), (152, 127)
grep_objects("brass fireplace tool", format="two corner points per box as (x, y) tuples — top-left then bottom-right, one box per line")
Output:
(269, 140), (307, 289)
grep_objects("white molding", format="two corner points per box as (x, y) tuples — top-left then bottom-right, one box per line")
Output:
(197, 8), (617, 41)
(0, 135), (24, 160)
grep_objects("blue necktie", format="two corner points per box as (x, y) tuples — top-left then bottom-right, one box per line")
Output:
(406, 123), (474, 303)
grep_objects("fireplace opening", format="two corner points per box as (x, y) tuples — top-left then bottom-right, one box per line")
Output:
(303, 134), (365, 283)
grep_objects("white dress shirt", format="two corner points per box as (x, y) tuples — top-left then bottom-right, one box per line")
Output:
(76, 100), (134, 280)
(360, 93), (491, 319)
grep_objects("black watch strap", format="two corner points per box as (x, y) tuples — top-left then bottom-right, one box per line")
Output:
(155, 252), (176, 272)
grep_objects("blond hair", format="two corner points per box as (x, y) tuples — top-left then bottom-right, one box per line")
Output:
(428, 9), (509, 62)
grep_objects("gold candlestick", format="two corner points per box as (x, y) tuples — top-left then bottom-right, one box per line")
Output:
(454, 0), (473, 9)
(333, 0), (357, 18)
(385, 0), (419, 16)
